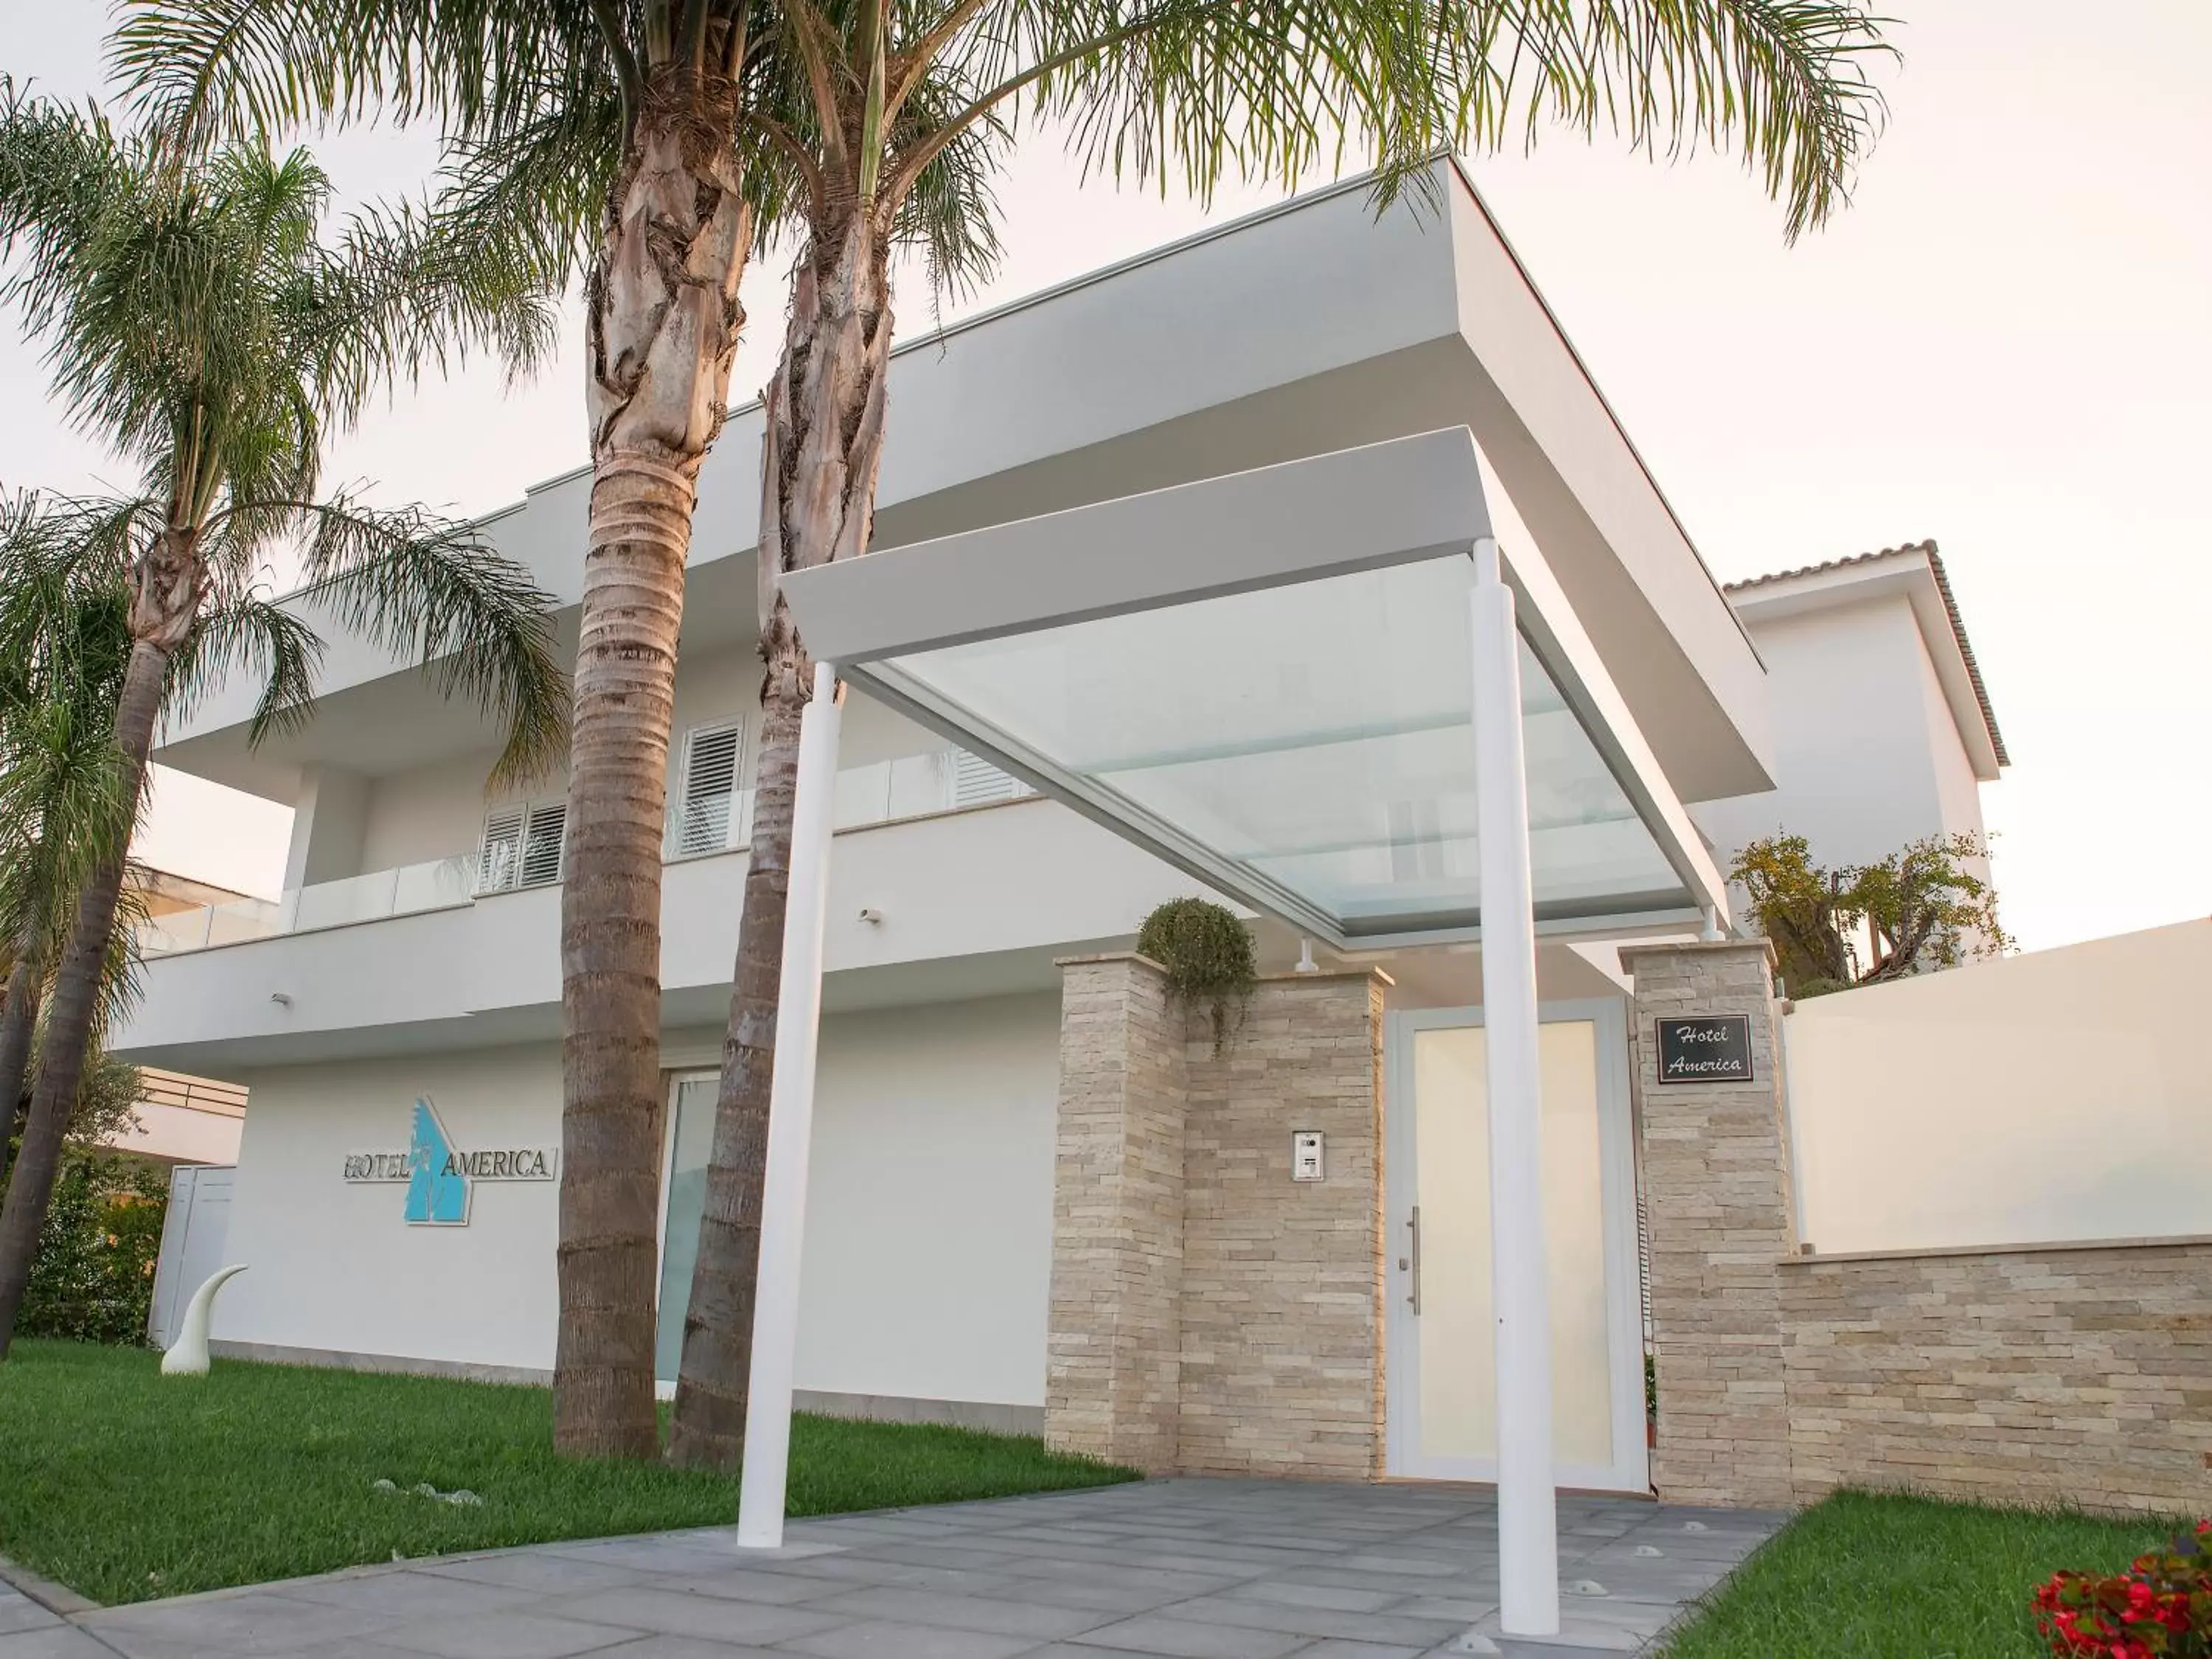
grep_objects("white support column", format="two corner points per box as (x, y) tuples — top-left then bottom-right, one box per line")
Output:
(1470, 539), (1561, 1636)
(736, 662), (844, 1550)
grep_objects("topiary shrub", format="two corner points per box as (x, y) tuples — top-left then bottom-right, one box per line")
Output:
(1135, 897), (1256, 1056)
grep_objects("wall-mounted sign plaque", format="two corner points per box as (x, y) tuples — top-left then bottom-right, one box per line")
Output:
(1655, 1015), (1754, 1085)
(342, 1098), (558, 1226)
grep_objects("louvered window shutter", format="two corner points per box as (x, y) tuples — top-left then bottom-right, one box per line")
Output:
(520, 803), (567, 888)
(678, 722), (743, 856)
(952, 750), (1029, 808)
(478, 806), (526, 894)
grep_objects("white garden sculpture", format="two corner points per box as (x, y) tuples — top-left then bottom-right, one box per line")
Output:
(160, 1263), (247, 1376)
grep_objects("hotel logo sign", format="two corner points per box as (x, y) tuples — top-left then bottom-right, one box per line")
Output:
(343, 1099), (558, 1226)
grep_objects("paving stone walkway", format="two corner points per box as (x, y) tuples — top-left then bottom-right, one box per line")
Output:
(3, 1478), (1787, 1659)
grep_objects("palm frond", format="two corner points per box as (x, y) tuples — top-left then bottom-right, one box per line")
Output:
(170, 591), (325, 747)
(110, 0), (616, 157)
(0, 493), (142, 970)
(310, 195), (565, 410)
(1439, 0), (1891, 239)
(287, 495), (571, 787)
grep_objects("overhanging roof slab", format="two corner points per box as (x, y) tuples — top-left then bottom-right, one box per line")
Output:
(781, 429), (1727, 951)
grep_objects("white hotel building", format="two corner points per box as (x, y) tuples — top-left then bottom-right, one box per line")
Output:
(114, 160), (2004, 1492)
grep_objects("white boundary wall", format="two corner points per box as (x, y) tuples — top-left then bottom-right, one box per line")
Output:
(1783, 919), (2212, 1255)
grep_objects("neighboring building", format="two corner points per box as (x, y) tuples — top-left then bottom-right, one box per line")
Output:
(115, 869), (254, 1166)
(100, 1067), (247, 1167)
(133, 866), (257, 922)
(108, 161), (2003, 1489)
(1698, 540), (2006, 871)
(0, 866), (250, 1166)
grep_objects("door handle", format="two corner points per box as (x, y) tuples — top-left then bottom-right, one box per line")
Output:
(1399, 1206), (1421, 1313)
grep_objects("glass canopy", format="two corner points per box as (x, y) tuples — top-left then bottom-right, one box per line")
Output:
(779, 428), (1722, 950)
(866, 554), (1689, 943)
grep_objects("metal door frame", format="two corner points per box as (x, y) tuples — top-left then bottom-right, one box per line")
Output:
(1383, 998), (1648, 1492)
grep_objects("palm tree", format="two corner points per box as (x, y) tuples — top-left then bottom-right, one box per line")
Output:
(669, 0), (1892, 1470)
(0, 495), (139, 1197)
(110, 0), (1003, 1458)
(0, 102), (571, 1358)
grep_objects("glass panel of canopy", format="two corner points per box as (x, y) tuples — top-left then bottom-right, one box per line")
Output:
(782, 427), (1723, 949)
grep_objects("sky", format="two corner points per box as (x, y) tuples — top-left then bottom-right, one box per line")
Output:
(6, 1), (2208, 950)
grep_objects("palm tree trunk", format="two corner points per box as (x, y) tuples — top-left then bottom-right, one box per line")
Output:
(0, 639), (166, 1358)
(667, 214), (891, 1471)
(555, 74), (750, 1460)
(0, 948), (44, 1195)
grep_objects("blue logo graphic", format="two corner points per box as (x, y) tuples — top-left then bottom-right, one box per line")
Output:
(404, 1099), (470, 1225)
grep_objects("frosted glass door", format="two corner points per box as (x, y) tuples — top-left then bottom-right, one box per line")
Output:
(1394, 1008), (1644, 1490)
(655, 1077), (718, 1383)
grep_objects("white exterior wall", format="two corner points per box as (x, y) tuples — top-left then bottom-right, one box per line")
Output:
(216, 1043), (564, 1371)
(211, 997), (1058, 1403)
(359, 751), (523, 872)
(692, 993), (1060, 1409)
(1691, 594), (1988, 877)
(300, 648), (953, 890)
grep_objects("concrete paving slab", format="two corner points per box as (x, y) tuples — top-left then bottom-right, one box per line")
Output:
(80, 1589), (411, 1656)
(0, 1596), (62, 1640)
(775, 1619), (1040, 1659)
(799, 1584), (1111, 1639)
(414, 1555), (648, 1597)
(657, 1570), (852, 1607)
(24, 1475), (1784, 1658)
(538, 1585), (844, 1645)
(373, 1609), (642, 1658)
(276, 1570), (541, 1618)
(1064, 1613), (1314, 1658)
(0, 1630), (117, 1659)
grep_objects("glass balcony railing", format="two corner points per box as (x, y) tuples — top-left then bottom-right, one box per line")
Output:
(136, 855), (480, 958)
(664, 749), (1029, 860)
(138, 748), (1032, 959)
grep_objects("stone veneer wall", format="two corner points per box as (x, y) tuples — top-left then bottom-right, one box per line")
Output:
(1044, 955), (1386, 1478)
(1044, 956), (1187, 1473)
(1621, 940), (1798, 1509)
(1179, 973), (1388, 1478)
(1624, 939), (2212, 1516)
(1781, 1239), (2212, 1514)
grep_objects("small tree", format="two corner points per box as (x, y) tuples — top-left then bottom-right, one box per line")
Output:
(1731, 831), (2012, 998)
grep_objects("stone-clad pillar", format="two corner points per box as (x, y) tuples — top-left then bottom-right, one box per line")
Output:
(1179, 970), (1388, 1479)
(1619, 939), (1797, 1508)
(1043, 955), (1187, 1472)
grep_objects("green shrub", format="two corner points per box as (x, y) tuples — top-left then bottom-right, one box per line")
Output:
(16, 1151), (169, 1346)
(1135, 897), (1256, 1054)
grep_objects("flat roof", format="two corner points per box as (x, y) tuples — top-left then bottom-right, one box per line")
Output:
(153, 158), (1774, 810)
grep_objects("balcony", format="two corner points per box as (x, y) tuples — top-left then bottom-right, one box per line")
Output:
(136, 749), (1032, 959)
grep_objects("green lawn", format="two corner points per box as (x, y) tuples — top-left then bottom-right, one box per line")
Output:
(1660, 1489), (2183, 1658)
(0, 1339), (1137, 1606)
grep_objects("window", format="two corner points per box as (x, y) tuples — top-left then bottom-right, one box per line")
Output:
(478, 801), (567, 894)
(673, 719), (745, 858)
(952, 749), (1032, 809)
